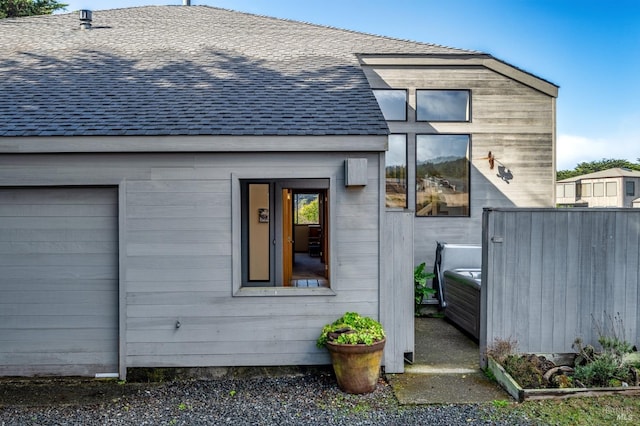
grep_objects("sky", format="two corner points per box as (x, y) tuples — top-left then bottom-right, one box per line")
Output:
(55, 0), (640, 170)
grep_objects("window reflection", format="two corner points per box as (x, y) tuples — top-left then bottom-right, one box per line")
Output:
(373, 89), (407, 121)
(386, 134), (407, 208)
(416, 135), (470, 216)
(417, 90), (470, 122)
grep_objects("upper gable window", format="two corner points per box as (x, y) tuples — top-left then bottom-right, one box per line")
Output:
(416, 90), (470, 122)
(373, 89), (407, 121)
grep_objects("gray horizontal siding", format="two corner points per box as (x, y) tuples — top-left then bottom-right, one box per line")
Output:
(0, 149), (382, 373)
(0, 187), (118, 377)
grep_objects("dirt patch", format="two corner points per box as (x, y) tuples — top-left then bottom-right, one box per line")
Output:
(0, 378), (148, 407)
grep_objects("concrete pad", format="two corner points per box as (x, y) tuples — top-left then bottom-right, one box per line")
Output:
(387, 316), (513, 404)
(387, 372), (511, 405)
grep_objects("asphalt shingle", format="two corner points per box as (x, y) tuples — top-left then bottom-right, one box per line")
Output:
(0, 5), (478, 138)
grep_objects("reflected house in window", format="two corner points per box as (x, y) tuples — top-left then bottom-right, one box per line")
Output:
(416, 135), (470, 216)
(385, 134), (407, 208)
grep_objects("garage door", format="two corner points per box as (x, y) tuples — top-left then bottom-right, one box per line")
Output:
(0, 187), (119, 377)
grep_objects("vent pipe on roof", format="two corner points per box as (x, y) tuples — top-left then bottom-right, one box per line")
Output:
(79, 9), (92, 30)
(183, 0), (191, 5)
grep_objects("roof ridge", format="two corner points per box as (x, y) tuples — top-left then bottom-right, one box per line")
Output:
(198, 5), (479, 54)
(51, 5), (478, 55)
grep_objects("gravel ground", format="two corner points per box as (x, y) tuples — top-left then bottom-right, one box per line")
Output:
(0, 370), (533, 425)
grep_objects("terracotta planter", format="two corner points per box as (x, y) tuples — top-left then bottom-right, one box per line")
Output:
(326, 338), (386, 394)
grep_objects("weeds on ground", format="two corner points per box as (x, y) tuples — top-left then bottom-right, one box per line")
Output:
(485, 337), (518, 365)
(572, 313), (639, 387)
(487, 314), (640, 390)
(500, 395), (640, 426)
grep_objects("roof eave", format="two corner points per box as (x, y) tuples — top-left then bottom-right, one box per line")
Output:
(0, 134), (389, 154)
(357, 53), (559, 98)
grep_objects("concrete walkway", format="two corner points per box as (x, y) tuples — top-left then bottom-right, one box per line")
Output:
(387, 316), (510, 404)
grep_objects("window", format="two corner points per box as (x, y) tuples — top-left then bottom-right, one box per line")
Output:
(593, 182), (604, 197)
(385, 134), (407, 208)
(556, 184), (565, 198)
(626, 181), (635, 196)
(416, 134), (470, 217)
(416, 90), (470, 122)
(372, 89), (407, 121)
(606, 182), (617, 196)
(241, 179), (329, 289)
(564, 183), (576, 199)
(294, 193), (319, 224)
(580, 182), (592, 198)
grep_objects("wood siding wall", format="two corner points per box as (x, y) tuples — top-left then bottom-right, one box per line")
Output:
(480, 208), (640, 365)
(380, 210), (414, 373)
(363, 66), (556, 270)
(0, 151), (383, 375)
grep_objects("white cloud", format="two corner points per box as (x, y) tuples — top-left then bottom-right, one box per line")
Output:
(557, 132), (639, 171)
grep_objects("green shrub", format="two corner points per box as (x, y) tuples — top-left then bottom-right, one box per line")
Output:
(317, 312), (385, 347)
(414, 262), (435, 313)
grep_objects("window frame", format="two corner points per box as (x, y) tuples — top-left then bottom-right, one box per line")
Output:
(564, 183), (576, 199)
(416, 89), (471, 122)
(606, 182), (617, 197)
(232, 172), (336, 297)
(626, 181), (635, 197)
(372, 89), (408, 121)
(593, 182), (604, 197)
(293, 192), (320, 225)
(415, 133), (471, 217)
(385, 134), (408, 209)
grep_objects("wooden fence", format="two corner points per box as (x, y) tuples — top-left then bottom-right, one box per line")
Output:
(480, 208), (640, 366)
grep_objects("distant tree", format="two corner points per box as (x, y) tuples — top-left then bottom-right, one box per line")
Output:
(0, 0), (67, 18)
(297, 198), (319, 224)
(557, 158), (640, 181)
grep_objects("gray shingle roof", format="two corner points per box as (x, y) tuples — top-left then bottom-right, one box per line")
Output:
(558, 168), (640, 182)
(0, 6), (478, 137)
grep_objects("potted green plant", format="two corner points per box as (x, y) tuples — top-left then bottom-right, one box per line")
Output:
(317, 312), (386, 394)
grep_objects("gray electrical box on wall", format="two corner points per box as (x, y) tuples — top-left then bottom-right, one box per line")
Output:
(345, 158), (367, 186)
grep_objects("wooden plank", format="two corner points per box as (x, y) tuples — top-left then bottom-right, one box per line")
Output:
(380, 211), (413, 373)
(126, 340), (322, 356)
(527, 211), (544, 349)
(126, 180), (229, 193)
(127, 352), (329, 368)
(126, 192), (230, 206)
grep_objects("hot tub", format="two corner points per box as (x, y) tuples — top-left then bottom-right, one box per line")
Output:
(443, 268), (481, 340)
